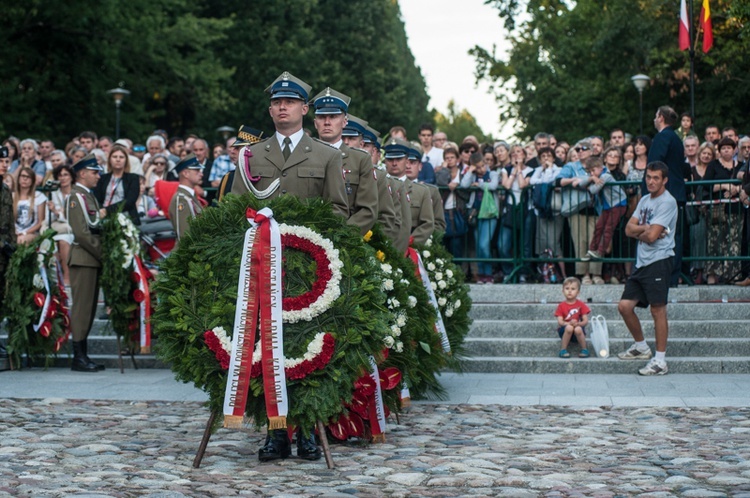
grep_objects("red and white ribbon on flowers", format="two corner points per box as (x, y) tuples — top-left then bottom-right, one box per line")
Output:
(368, 356), (387, 443)
(223, 207), (288, 430)
(407, 248), (451, 353)
(33, 263), (51, 334)
(133, 256), (152, 354)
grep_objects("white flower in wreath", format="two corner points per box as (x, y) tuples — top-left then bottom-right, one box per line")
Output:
(430, 281), (437, 291)
(37, 253), (45, 265)
(446, 269), (454, 279)
(426, 238), (433, 247)
(383, 336), (395, 348)
(395, 341), (404, 353)
(422, 250), (431, 259)
(437, 280), (447, 290)
(38, 238), (52, 255)
(445, 307), (454, 317)
(400, 279), (410, 286)
(435, 272), (443, 281)
(427, 262), (436, 272)
(408, 296), (417, 308)
(396, 313), (407, 327)
(380, 263), (393, 275)
(455, 299), (462, 309)
(382, 279), (394, 292)
(395, 268), (403, 277)
(390, 324), (401, 337)
(117, 213), (129, 227)
(33, 273), (45, 289)
(438, 297), (447, 307)
(387, 297), (400, 309)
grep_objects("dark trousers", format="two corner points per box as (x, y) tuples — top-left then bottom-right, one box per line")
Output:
(672, 204), (686, 286)
(70, 265), (101, 342)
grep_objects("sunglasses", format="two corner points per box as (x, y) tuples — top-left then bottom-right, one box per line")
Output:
(575, 146), (590, 152)
(153, 161), (167, 166)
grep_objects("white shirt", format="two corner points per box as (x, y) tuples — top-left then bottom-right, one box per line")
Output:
(275, 128), (305, 154)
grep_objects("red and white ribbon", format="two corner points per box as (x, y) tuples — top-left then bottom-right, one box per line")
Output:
(368, 356), (386, 442)
(223, 207), (288, 429)
(33, 263), (51, 334)
(133, 256), (152, 354)
(407, 248), (451, 353)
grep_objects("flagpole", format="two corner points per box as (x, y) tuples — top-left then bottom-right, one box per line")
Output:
(689, 0), (695, 123)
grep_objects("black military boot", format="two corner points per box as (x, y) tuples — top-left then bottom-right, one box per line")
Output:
(258, 429), (291, 462)
(0, 343), (10, 372)
(81, 340), (105, 371)
(296, 428), (322, 460)
(71, 341), (99, 372)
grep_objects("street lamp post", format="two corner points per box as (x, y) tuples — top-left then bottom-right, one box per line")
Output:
(216, 126), (235, 142)
(107, 87), (131, 139)
(630, 74), (650, 136)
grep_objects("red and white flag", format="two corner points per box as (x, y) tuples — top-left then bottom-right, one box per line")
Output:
(679, 0), (690, 51)
(700, 0), (713, 53)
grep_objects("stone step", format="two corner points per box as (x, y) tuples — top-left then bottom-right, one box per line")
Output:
(463, 337), (750, 357)
(468, 283), (750, 304)
(462, 356), (750, 374)
(468, 319), (750, 338)
(469, 302), (750, 321)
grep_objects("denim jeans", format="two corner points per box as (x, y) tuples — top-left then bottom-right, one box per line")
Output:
(475, 218), (497, 276)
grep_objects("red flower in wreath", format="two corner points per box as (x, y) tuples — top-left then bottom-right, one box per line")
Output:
(34, 292), (46, 308)
(39, 321), (52, 338)
(133, 289), (145, 303)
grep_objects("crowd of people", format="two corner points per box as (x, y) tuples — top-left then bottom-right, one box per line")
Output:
(1, 106), (749, 293)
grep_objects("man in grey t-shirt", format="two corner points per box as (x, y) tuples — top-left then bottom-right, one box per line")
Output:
(617, 162), (677, 376)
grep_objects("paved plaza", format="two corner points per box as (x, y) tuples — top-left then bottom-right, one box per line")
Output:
(1, 370), (750, 496)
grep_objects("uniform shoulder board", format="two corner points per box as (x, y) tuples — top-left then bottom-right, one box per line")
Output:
(312, 137), (338, 149)
(352, 147), (368, 154)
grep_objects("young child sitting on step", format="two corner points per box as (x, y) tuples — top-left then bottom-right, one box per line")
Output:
(554, 277), (591, 358)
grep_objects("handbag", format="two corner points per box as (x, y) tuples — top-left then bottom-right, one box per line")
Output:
(589, 315), (610, 358)
(560, 186), (591, 217)
(444, 208), (467, 237)
(478, 186), (499, 219)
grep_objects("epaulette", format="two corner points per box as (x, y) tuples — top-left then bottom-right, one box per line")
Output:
(312, 137), (338, 149)
(352, 147), (368, 154)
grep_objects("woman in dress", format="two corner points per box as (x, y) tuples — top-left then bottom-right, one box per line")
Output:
(704, 137), (743, 284)
(688, 142), (715, 284)
(13, 167), (46, 244)
(94, 144), (141, 224)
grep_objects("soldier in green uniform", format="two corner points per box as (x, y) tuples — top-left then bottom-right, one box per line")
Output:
(230, 71), (348, 219)
(385, 138), (435, 247)
(407, 143), (446, 233)
(311, 89), (377, 235)
(168, 153), (204, 248)
(0, 146), (16, 368)
(66, 154), (106, 372)
(361, 126), (400, 245)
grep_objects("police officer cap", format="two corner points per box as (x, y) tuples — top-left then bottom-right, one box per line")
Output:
(363, 126), (381, 148)
(312, 87), (350, 115)
(72, 153), (104, 173)
(342, 114), (369, 137)
(407, 142), (423, 162)
(384, 138), (411, 159)
(174, 153), (204, 174)
(232, 125), (265, 147)
(0, 146), (8, 159)
(265, 71), (312, 102)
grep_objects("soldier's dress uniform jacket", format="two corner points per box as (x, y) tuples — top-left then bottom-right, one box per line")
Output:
(168, 185), (203, 247)
(425, 183), (446, 233)
(405, 179), (435, 246)
(66, 184), (103, 342)
(231, 133), (349, 218)
(0, 180), (16, 308)
(390, 177), (412, 254)
(375, 170), (399, 243)
(340, 144), (378, 235)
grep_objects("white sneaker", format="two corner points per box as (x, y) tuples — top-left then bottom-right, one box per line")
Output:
(617, 343), (653, 360)
(639, 358), (668, 376)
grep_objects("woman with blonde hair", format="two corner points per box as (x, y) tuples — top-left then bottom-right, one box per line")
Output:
(14, 167), (46, 244)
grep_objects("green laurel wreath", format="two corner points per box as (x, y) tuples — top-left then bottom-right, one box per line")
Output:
(152, 194), (391, 431)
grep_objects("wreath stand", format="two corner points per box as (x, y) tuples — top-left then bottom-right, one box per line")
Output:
(114, 335), (139, 373)
(192, 410), (335, 469)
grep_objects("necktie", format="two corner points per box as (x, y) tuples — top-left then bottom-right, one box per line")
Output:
(282, 137), (292, 161)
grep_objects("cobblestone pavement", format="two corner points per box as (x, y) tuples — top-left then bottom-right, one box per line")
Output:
(2, 399), (750, 497)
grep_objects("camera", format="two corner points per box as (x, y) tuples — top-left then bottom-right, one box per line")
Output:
(39, 180), (61, 192)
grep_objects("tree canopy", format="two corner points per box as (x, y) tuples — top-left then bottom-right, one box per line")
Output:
(472, 0), (750, 142)
(0, 0), (430, 145)
(434, 100), (492, 144)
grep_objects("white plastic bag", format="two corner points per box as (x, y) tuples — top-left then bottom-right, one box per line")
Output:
(590, 315), (610, 358)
